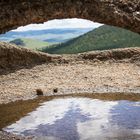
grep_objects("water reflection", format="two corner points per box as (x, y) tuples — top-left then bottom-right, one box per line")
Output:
(4, 97), (140, 140)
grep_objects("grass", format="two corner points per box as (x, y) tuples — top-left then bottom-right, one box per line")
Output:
(42, 25), (140, 54)
(10, 38), (51, 51)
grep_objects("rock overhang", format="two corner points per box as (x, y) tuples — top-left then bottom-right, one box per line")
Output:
(0, 0), (139, 34)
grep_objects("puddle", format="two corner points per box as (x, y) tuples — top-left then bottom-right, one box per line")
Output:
(2, 96), (140, 140)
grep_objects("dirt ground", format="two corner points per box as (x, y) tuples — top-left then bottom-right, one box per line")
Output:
(0, 60), (140, 104)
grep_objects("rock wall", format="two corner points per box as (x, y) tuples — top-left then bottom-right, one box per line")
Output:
(0, 0), (140, 34)
(0, 42), (60, 74)
(79, 47), (140, 62)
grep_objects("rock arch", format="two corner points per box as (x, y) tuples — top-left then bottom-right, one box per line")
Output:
(0, 0), (140, 34)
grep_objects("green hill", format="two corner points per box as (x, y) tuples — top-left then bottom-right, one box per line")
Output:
(42, 25), (140, 54)
(10, 38), (50, 51)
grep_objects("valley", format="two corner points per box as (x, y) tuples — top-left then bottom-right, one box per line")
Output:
(10, 38), (50, 51)
(43, 25), (140, 54)
(6, 25), (140, 54)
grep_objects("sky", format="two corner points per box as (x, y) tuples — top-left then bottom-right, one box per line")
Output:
(12, 18), (102, 32)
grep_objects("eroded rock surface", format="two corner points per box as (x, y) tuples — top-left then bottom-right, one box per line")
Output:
(0, 42), (140, 75)
(0, 42), (140, 104)
(0, 0), (140, 34)
(0, 42), (61, 74)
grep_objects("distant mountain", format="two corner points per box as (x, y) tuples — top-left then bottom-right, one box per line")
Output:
(0, 28), (93, 43)
(42, 25), (140, 54)
(10, 38), (50, 51)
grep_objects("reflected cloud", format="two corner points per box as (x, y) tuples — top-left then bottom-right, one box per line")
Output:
(5, 99), (72, 133)
(4, 97), (140, 140)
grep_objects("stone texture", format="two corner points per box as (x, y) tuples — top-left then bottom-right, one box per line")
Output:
(1, 42), (140, 75)
(0, 42), (140, 104)
(0, 0), (140, 34)
(0, 57), (140, 104)
(0, 42), (61, 74)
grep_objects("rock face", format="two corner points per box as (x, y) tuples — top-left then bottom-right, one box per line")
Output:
(79, 47), (140, 61)
(0, 42), (140, 104)
(0, 0), (140, 34)
(0, 41), (140, 74)
(0, 42), (61, 74)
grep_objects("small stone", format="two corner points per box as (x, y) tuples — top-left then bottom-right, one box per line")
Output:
(53, 88), (58, 93)
(36, 89), (43, 96)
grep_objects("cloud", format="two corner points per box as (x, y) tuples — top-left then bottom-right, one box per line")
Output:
(12, 18), (103, 32)
(5, 98), (117, 135)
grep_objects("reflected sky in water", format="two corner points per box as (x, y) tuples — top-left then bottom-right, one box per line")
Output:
(4, 98), (140, 140)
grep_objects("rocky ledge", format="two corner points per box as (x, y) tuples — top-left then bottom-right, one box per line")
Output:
(0, 42), (140, 104)
(0, 42), (61, 74)
(0, 0), (140, 34)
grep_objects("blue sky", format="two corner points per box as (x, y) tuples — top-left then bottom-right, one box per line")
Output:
(12, 18), (102, 32)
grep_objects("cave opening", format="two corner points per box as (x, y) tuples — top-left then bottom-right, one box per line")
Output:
(0, 18), (140, 54)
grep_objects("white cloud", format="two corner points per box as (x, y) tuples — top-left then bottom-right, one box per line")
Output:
(12, 18), (102, 32)
(4, 98), (117, 135)
(4, 98), (140, 139)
